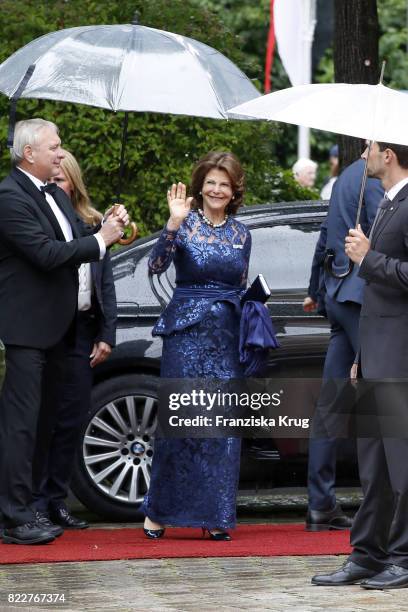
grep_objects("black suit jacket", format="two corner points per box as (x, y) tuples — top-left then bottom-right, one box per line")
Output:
(358, 182), (408, 378)
(0, 167), (100, 349)
(91, 256), (117, 347)
(307, 161), (383, 315)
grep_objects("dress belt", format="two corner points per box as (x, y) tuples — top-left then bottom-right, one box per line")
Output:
(173, 285), (241, 305)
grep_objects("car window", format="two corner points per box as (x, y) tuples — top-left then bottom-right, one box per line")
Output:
(113, 249), (161, 308)
(248, 222), (322, 290)
(112, 217), (324, 307)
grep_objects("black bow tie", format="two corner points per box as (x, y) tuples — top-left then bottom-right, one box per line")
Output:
(40, 183), (58, 196)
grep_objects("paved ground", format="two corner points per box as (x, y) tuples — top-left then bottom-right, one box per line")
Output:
(1, 488), (399, 612)
(1, 555), (407, 612)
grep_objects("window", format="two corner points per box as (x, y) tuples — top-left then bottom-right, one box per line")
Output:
(248, 222), (322, 290)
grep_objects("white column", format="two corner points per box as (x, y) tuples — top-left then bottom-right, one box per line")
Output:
(297, 0), (317, 159)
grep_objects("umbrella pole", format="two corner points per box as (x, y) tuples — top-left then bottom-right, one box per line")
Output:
(355, 61), (385, 227)
(113, 112), (139, 246)
(324, 140), (373, 279)
(7, 64), (36, 148)
(116, 111), (129, 202)
(354, 140), (373, 229)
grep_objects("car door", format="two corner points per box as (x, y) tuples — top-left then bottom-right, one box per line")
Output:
(247, 215), (330, 378)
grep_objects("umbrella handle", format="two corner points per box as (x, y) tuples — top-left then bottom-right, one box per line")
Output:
(118, 221), (138, 245)
(112, 203), (139, 246)
(324, 249), (354, 279)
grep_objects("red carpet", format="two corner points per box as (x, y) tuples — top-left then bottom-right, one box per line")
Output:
(0, 524), (352, 565)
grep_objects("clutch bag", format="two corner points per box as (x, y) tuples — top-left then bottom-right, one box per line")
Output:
(240, 273), (271, 305)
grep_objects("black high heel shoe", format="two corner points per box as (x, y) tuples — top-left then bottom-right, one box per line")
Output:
(143, 518), (166, 539)
(202, 528), (231, 541)
(143, 527), (166, 539)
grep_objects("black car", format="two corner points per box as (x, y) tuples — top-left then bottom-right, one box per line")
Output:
(70, 200), (357, 521)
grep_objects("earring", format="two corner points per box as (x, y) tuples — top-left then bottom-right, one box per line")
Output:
(199, 191), (202, 195)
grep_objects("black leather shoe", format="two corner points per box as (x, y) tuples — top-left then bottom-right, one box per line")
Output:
(311, 561), (378, 586)
(49, 507), (89, 530)
(35, 511), (63, 538)
(202, 528), (231, 541)
(2, 521), (55, 545)
(360, 565), (408, 590)
(306, 503), (353, 531)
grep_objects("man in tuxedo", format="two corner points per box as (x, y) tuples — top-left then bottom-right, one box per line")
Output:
(304, 160), (383, 531)
(0, 118), (127, 544)
(312, 141), (408, 589)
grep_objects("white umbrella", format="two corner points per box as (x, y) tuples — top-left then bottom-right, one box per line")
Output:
(228, 82), (408, 146)
(229, 79), (408, 278)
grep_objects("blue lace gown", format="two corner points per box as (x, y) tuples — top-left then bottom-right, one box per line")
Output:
(141, 210), (251, 529)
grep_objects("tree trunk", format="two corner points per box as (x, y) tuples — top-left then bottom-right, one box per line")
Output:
(334, 0), (379, 169)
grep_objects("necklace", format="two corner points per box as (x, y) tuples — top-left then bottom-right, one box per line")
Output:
(198, 207), (228, 228)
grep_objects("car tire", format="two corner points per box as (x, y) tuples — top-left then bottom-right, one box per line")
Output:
(70, 373), (159, 522)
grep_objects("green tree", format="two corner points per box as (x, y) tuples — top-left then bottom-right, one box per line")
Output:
(0, 0), (315, 236)
(378, 0), (408, 89)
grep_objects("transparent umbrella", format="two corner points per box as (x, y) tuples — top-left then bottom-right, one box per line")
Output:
(0, 21), (258, 116)
(0, 16), (259, 242)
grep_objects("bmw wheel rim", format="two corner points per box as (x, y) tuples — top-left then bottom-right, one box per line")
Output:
(83, 394), (157, 504)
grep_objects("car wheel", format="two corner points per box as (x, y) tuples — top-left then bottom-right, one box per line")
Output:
(70, 373), (158, 521)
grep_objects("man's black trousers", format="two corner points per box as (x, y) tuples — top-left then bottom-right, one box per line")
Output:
(0, 341), (66, 527)
(32, 312), (96, 513)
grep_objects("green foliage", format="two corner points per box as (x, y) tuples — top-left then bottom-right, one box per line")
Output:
(0, 0), (316, 235)
(378, 0), (408, 89)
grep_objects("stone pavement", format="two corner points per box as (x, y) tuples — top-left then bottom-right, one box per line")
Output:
(0, 554), (407, 612)
(0, 489), (400, 611)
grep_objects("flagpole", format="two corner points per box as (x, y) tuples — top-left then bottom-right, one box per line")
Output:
(298, 0), (317, 159)
(264, 0), (276, 93)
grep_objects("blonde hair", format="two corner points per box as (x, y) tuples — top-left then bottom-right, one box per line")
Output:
(60, 150), (102, 225)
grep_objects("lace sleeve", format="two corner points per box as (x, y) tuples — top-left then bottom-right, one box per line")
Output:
(240, 229), (252, 288)
(148, 226), (179, 275)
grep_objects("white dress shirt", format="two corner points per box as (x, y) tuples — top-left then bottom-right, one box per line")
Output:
(17, 167), (105, 311)
(78, 260), (93, 311)
(384, 176), (408, 202)
(359, 176), (408, 266)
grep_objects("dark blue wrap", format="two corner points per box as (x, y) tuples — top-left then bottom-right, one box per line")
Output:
(239, 300), (280, 376)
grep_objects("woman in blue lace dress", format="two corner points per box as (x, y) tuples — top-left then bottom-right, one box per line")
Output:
(142, 152), (251, 540)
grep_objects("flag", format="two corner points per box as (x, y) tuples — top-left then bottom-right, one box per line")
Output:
(273, 0), (317, 87)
